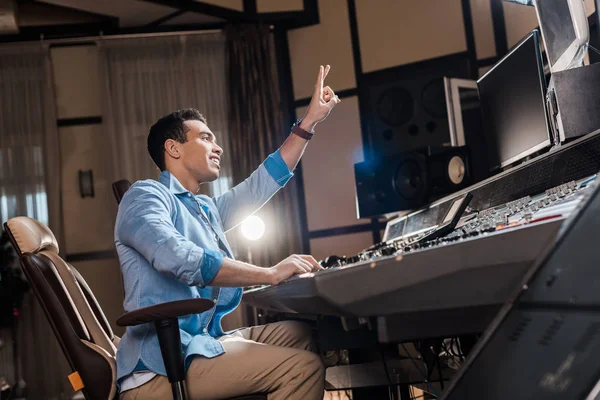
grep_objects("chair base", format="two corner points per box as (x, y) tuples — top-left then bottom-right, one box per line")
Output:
(171, 381), (187, 400)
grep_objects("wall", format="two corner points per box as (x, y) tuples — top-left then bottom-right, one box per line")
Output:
(50, 44), (125, 336)
(287, 0), (596, 260)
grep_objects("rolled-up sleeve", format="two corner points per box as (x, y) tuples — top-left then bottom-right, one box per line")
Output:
(117, 185), (223, 286)
(263, 149), (294, 186)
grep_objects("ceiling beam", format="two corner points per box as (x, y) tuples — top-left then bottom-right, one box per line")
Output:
(146, 9), (186, 27)
(141, 0), (246, 21)
(141, 0), (319, 28)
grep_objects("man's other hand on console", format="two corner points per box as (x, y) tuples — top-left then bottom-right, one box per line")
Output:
(268, 254), (324, 285)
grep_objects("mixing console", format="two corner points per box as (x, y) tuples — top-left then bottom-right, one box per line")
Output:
(319, 175), (596, 270)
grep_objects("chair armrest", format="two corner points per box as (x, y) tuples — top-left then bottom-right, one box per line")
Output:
(116, 298), (215, 327)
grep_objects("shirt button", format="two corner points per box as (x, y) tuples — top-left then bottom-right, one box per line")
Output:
(188, 193), (192, 197)
(213, 299), (218, 303)
(203, 328), (208, 333)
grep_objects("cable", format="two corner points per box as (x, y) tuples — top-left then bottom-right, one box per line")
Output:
(443, 337), (465, 359)
(400, 343), (438, 398)
(436, 353), (445, 391)
(589, 44), (600, 56)
(455, 337), (465, 359)
(441, 340), (452, 358)
(450, 339), (459, 358)
(447, 338), (459, 358)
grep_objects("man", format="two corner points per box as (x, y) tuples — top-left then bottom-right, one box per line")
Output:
(116, 65), (340, 399)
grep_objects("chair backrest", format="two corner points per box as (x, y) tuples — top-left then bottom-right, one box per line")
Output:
(112, 180), (132, 205)
(5, 217), (117, 400)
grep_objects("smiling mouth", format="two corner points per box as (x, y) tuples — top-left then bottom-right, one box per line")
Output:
(210, 156), (221, 168)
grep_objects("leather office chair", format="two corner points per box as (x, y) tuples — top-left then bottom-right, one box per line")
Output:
(112, 180), (131, 205)
(5, 217), (265, 400)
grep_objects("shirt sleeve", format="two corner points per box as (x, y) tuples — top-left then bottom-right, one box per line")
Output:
(212, 149), (294, 232)
(263, 149), (294, 186)
(117, 184), (223, 287)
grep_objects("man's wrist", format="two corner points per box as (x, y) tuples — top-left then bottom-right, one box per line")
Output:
(299, 118), (317, 133)
(262, 267), (276, 285)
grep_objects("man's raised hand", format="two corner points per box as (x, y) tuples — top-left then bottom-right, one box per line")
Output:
(300, 65), (341, 132)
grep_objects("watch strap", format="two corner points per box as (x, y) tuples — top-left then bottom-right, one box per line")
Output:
(291, 119), (313, 140)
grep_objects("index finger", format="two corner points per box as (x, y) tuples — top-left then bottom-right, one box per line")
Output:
(314, 65), (324, 89)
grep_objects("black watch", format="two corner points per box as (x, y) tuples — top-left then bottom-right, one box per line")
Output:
(291, 119), (314, 141)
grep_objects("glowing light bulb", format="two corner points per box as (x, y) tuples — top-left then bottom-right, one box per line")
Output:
(241, 215), (265, 241)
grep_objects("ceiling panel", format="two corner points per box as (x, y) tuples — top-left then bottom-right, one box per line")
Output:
(195, 0), (244, 11)
(19, 2), (105, 26)
(257, 0), (303, 13)
(39, 0), (178, 27)
(161, 11), (224, 26)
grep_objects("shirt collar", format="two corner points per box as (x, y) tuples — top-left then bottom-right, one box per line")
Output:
(159, 170), (191, 196)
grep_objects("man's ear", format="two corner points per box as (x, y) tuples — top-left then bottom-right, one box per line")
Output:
(164, 139), (181, 160)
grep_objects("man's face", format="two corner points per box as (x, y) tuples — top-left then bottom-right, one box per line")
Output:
(178, 120), (223, 183)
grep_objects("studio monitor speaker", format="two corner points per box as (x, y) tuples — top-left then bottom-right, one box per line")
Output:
(360, 52), (474, 159)
(354, 147), (471, 218)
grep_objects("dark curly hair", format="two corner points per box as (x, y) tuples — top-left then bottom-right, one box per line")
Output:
(147, 108), (207, 171)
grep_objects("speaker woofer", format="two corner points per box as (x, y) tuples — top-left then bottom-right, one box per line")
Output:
(393, 160), (426, 200)
(375, 87), (414, 127)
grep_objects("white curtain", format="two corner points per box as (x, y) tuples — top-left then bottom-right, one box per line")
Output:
(100, 33), (233, 196)
(0, 45), (71, 399)
(0, 45), (56, 226)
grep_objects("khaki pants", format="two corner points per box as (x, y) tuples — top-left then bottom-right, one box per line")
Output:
(120, 320), (325, 400)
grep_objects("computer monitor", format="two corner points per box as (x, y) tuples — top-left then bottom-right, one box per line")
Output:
(444, 77), (489, 182)
(534, 0), (589, 73)
(477, 30), (551, 171)
(444, 77), (478, 147)
(504, 0), (589, 72)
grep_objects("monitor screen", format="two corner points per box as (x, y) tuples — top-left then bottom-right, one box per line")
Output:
(535, 0), (589, 72)
(536, 0), (577, 67)
(383, 217), (405, 242)
(477, 30), (551, 170)
(442, 196), (465, 224)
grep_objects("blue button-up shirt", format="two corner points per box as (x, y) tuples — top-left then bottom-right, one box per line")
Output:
(114, 150), (293, 384)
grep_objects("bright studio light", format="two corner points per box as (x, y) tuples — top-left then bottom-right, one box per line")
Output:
(241, 215), (265, 241)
